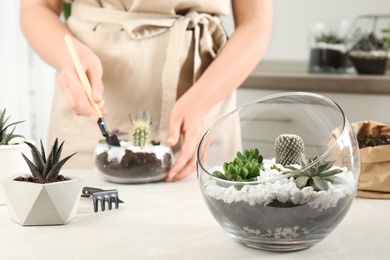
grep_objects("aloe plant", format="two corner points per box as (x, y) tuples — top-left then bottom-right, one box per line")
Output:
(0, 108), (25, 145)
(316, 32), (345, 44)
(20, 138), (76, 183)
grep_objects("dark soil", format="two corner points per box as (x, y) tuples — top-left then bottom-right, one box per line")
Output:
(349, 56), (387, 75)
(358, 134), (390, 148)
(14, 175), (69, 184)
(308, 48), (351, 73)
(204, 194), (353, 240)
(95, 149), (172, 181)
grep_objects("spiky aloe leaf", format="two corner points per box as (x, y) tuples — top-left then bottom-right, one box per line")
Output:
(46, 153), (76, 181)
(0, 108), (25, 145)
(42, 138), (59, 178)
(40, 140), (46, 164)
(53, 141), (64, 165)
(20, 138), (76, 183)
(21, 153), (44, 180)
(24, 141), (45, 173)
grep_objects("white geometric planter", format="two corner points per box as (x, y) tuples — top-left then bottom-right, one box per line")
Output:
(2, 176), (83, 226)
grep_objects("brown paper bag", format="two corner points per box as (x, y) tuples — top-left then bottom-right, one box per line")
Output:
(353, 120), (390, 199)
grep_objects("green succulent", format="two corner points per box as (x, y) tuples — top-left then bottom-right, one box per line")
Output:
(129, 111), (155, 147)
(212, 148), (264, 183)
(382, 28), (390, 51)
(21, 138), (76, 183)
(63, 2), (71, 20)
(274, 134), (304, 166)
(316, 32), (345, 44)
(0, 108), (25, 145)
(286, 153), (343, 191)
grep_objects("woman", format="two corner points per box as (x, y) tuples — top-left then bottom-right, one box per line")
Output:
(20, 0), (273, 181)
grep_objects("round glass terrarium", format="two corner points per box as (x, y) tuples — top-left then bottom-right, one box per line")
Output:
(94, 111), (173, 184)
(197, 92), (361, 252)
(345, 14), (390, 75)
(94, 140), (173, 183)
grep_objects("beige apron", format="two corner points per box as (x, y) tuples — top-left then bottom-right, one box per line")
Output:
(51, 0), (241, 168)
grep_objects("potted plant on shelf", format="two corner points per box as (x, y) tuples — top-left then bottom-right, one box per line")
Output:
(2, 138), (83, 226)
(308, 32), (352, 73)
(346, 15), (390, 75)
(94, 111), (173, 183)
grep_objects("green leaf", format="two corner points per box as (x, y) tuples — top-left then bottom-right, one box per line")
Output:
(212, 171), (227, 180)
(24, 141), (45, 174)
(223, 162), (229, 173)
(312, 176), (329, 191)
(295, 175), (310, 188)
(46, 153), (76, 181)
(236, 151), (245, 161)
(320, 168), (343, 177)
(247, 166), (260, 179)
(21, 153), (44, 180)
(258, 154), (263, 164)
(306, 167), (318, 177)
(239, 168), (249, 179)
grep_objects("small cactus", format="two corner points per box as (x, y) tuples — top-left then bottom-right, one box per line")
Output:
(274, 134), (304, 166)
(129, 111), (155, 147)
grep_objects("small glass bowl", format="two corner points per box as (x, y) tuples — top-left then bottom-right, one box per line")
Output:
(94, 140), (173, 184)
(197, 92), (361, 252)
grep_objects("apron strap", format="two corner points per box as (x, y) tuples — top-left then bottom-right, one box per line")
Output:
(158, 17), (191, 137)
(159, 11), (227, 136)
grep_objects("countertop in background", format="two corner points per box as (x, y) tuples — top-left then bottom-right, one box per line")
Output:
(242, 61), (390, 94)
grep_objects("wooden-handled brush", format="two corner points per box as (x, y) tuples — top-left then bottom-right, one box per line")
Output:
(64, 35), (120, 146)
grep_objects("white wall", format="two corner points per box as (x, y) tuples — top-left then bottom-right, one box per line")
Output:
(0, 2), (55, 144)
(222, 0), (390, 61)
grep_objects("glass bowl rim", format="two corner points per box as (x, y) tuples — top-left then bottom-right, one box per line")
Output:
(196, 91), (349, 185)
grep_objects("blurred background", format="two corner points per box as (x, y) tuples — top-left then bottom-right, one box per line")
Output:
(2, 0), (390, 143)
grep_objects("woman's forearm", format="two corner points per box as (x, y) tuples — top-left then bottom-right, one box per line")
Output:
(187, 0), (273, 112)
(20, 0), (82, 71)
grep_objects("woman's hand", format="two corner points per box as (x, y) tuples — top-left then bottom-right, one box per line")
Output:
(165, 93), (207, 181)
(20, 0), (106, 122)
(57, 45), (106, 122)
(165, 0), (272, 181)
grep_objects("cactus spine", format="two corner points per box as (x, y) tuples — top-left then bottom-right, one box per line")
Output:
(130, 111), (154, 147)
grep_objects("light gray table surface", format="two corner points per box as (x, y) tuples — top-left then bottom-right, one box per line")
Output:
(0, 169), (389, 260)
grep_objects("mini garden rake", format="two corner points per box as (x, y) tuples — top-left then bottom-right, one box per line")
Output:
(82, 187), (124, 213)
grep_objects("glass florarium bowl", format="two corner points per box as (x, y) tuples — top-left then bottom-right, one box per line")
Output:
(94, 111), (173, 184)
(94, 140), (173, 184)
(197, 92), (360, 252)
